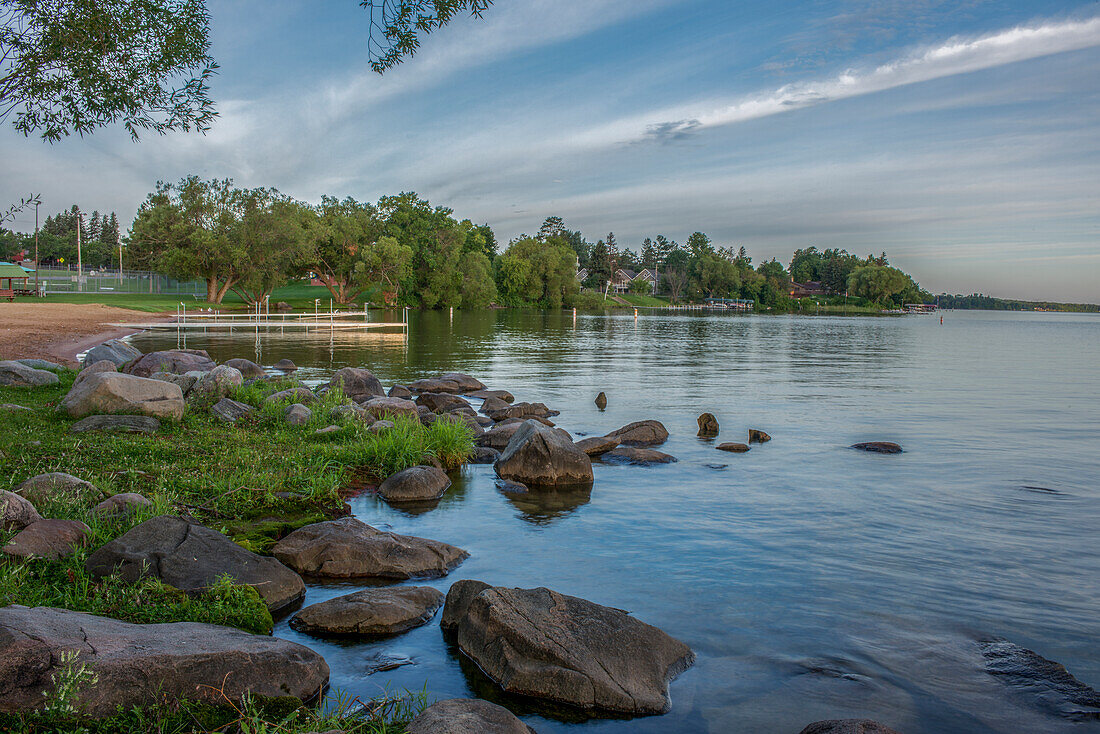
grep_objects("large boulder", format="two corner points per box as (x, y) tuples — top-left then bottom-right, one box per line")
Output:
(328, 367), (384, 401)
(60, 372), (185, 420)
(494, 420), (593, 487)
(272, 517), (468, 580)
(416, 392), (471, 414)
(290, 586), (444, 637)
(439, 373), (487, 393)
(223, 358), (265, 379)
(486, 402), (556, 422)
(0, 606), (328, 716)
(478, 396), (511, 415)
(408, 376), (464, 394)
(0, 491), (41, 531)
(284, 403), (313, 426)
(446, 584), (694, 715)
(72, 359), (117, 387)
(2, 519), (90, 559)
(362, 396), (419, 420)
(574, 436), (620, 456)
(14, 473), (104, 505)
(379, 466), (451, 503)
(389, 383), (414, 399)
(407, 698), (536, 734)
(82, 339), (141, 368)
(71, 415), (160, 435)
(477, 422), (524, 450)
(798, 722), (902, 734)
(187, 365), (244, 405)
(125, 349), (215, 377)
(85, 516), (305, 612)
(470, 389), (514, 403)
(440, 579), (492, 632)
(0, 361), (59, 387)
(605, 420), (668, 447)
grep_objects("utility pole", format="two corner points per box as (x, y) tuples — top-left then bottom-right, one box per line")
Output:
(34, 200), (40, 296)
(118, 232), (123, 284)
(76, 206), (83, 283)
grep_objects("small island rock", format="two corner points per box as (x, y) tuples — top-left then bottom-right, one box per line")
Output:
(605, 419), (668, 447)
(717, 442), (750, 453)
(494, 420), (593, 487)
(748, 428), (771, 444)
(290, 585), (444, 637)
(697, 412), (720, 436)
(379, 466), (452, 503)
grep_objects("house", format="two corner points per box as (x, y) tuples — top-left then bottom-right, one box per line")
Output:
(611, 268), (659, 294)
(576, 268), (589, 282)
(789, 280), (829, 298)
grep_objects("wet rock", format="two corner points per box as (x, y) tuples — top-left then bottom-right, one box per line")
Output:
(125, 349), (215, 377)
(223, 357), (265, 379)
(211, 397), (254, 423)
(82, 339), (142, 368)
(469, 446), (500, 464)
(407, 698), (537, 734)
(408, 377), (464, 394)
(150, 371), (198, 395)
(717, 442), (750, 453)
(446, 584), (694, 715)
(290, 586), (444, 637)
(697, 413), (719, 436)
(575, 436), (620, 456)
(187, 364), (244, 404)
(469, 389), (514, 403)
(73, 359), (117, 388)
(495, 479), (529, 494)
(495, 420), (593, 487)
(798, 721), (902, 734)
(389, 384), (413, 399)
(17, 358), (63, 371)
(479, 396), (511, 415)
(92, 492), (153, 518)
(605, 419), (668, 447)
(86, 515), (305, 612)
(851, 441), (902, 454)
(61, 372), (185, 420)
(379, 466), (451, 503)
(439, 373), (487, 393)
(486, 402), (557, 422)
(417, 392), (471, 414)
(272, 517), (468, 580)
(477, 421), (524, 450)
(274, 358), (297, 370)
(602, 447), (678, 465)
(0, 360), (60, 387)
(71, 415), (160, 434)
(440, 579), (493, 632)
(265, 387), (318, 405)
(15, 472), (104, 504)
(595, 391), (607, 409)
(748, 428), (771, 444)
(329, 367), (385, 401)
(0, 490), (41, 531)
(475, 414), (493, 427)
(979, 637), (1100, 719)
(0, 606), (328, 716)
(362, 396), (419, 420)
(285, 403), (313, 426)
(2, 519), (90, 559)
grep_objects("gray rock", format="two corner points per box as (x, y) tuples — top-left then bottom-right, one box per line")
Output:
(851, 441), (901, 454)
(379, 466), (451, 503)
(0, 360), (59, 387)
(368, 419), (395, 434)
(14, 472), (104, 504)
(798, 722), (902, 734)
(285, 403), (313, 426)
(479, 395), (511, 415)
(494, 420), (593, 487)
(16, 358), (63, 371)
(595, 391), (607, 409)
(407, 698), (537, 734)
(125, 349), (215, 377)
(388, 384), (413, 399)
(222, 357), (265, 379)
(265, 387), (318, 406)
(446, 584), (694, 715)
(2, 519), (90, 559)
(290, 586), (444, 637)
(92, 493), (153, 518)
(82, 339), (142, 368)
(602, 447), (677, 465)
(272, 517), (468, 580)
(211, 397), (254, 423)
(0, 606), (328, 716)
(0, 403), (32, 412)
(73, 359), (117, 388)
(408, 377), (464, 394)
(717, 442), (750, 453)
(85, 516), (305, 612)
(71, 414), (160, 434)
(748, 428), (771, 444)
(475, 414), (493, 427)
(979, 637), (1100, 719)
(362, 396), (419, 420)
(150, 371), (198, 395)
(439, 373), (487, 393)
(314, 425), (341, 436)
(469, 389), (514, 403)
(486, 402), (557, 422)
(477, 421), (524, 450)
(0, 490), (42, 531)
(187, 364), (244, 405)
(575, 436), (620, 456)
(61, 372), (185, 420)
(697, 412), (719, 436)
(416, 392), (471, 414)
(273, 358), (297, 370)
(469, 446), (500, 464)
(605, 419), (669, 447)
(332, 403), (370, 422)
(440, 579), (492, 632)
(329, 367), (385, 401)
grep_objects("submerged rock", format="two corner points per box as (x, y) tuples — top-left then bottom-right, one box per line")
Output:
(272, 517), (468, 580)
(273, 358), (297, 371)
(717, 442), (750, 453)
(602, 447), (677, 465)
(851, 442), (902, 454)
(223, 357), (265, 379)
(71, 414), (160, 434)
(798, 721), (902, 734)
(407, 698), (537, 734)
(2, 519), (89, 559)
(469, 389), (515, 403)
(0, 490), (41, 531)
(445, 583), (694, 715)
(125, 349), (215, 377)
(85, 516), (305, 612)
(494, 420), (593, 487)
(979, 637), (1100, 719)
(605, 419), (669, 447)
(82, 338), (141, 368)
(697, 412), (720, 436)
(0, 360), (60, 387)
(61, 372), (185, 420)
(290, 586), (444, 637)
(379, 466), (451, 503)
(0, 606), (328, 716)
(469, 446), (501, 464)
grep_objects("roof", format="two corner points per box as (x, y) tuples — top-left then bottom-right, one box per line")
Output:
(0, 263), (32, 279)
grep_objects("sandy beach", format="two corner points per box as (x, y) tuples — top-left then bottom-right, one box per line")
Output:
(0, 303), (173, 366)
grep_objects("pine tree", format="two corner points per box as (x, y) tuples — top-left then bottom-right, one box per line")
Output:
(537, 216), (565, 240)
(605, 232), (617, 273)
(88, 210), (101, 240)
(103, 213), (120, 243)
(655, 234), (675, 264)
(640, 238), (657, 268)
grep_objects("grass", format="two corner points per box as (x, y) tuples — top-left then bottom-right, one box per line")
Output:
(618, 293), (671, 307)
(18, 282), (372, 313)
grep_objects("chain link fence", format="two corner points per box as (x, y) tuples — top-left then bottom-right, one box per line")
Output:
(34, 268), (205, 296)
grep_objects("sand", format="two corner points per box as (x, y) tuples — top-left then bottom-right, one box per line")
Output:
(0, 303), (173, 366)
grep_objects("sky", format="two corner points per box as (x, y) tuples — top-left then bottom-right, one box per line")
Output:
(2, 0), (1099, 302)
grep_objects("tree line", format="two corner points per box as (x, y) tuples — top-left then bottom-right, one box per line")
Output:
(0, 205), (122, 269)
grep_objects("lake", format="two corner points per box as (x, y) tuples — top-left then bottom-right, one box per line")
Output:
(130, 309), (1100, 733)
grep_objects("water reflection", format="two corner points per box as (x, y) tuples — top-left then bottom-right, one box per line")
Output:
(495, 480), (593, 526)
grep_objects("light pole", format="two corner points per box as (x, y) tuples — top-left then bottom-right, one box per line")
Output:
(33, 199), (40, 296)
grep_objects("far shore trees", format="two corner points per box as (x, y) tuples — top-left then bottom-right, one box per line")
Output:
(495, 235), (578, 308)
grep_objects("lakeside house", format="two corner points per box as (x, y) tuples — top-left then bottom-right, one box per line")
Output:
(611, 268), (659, 294)
(789, 280), (830, 298)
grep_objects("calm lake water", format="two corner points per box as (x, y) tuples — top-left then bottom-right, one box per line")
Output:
(130, 309), (1100, 733)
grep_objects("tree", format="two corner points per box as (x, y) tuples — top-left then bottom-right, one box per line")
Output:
(640, 238), (657, 268)
(455, 251), (496, 307)
(311, 195), (384, 305)
(820, 248), (860, 293)
(494, 235), (577, 307)
(354, 235), (414, 305)
(462, 222), (496, 258)
(586, 239), (611, 289)
(686, 231), (713, 259)
(663, 249), (690, 303)
(230, 191), (315, 305)
(537, 216), (565, 241)
(789, 246), (823, 282)
(654, 234), (675, 264)
(694, 253), (740, 297)
(847, 264), (910, 304)
(364, 0), (493, 73)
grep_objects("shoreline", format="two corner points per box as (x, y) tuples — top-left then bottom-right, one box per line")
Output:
(0, 303), (174, 367)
